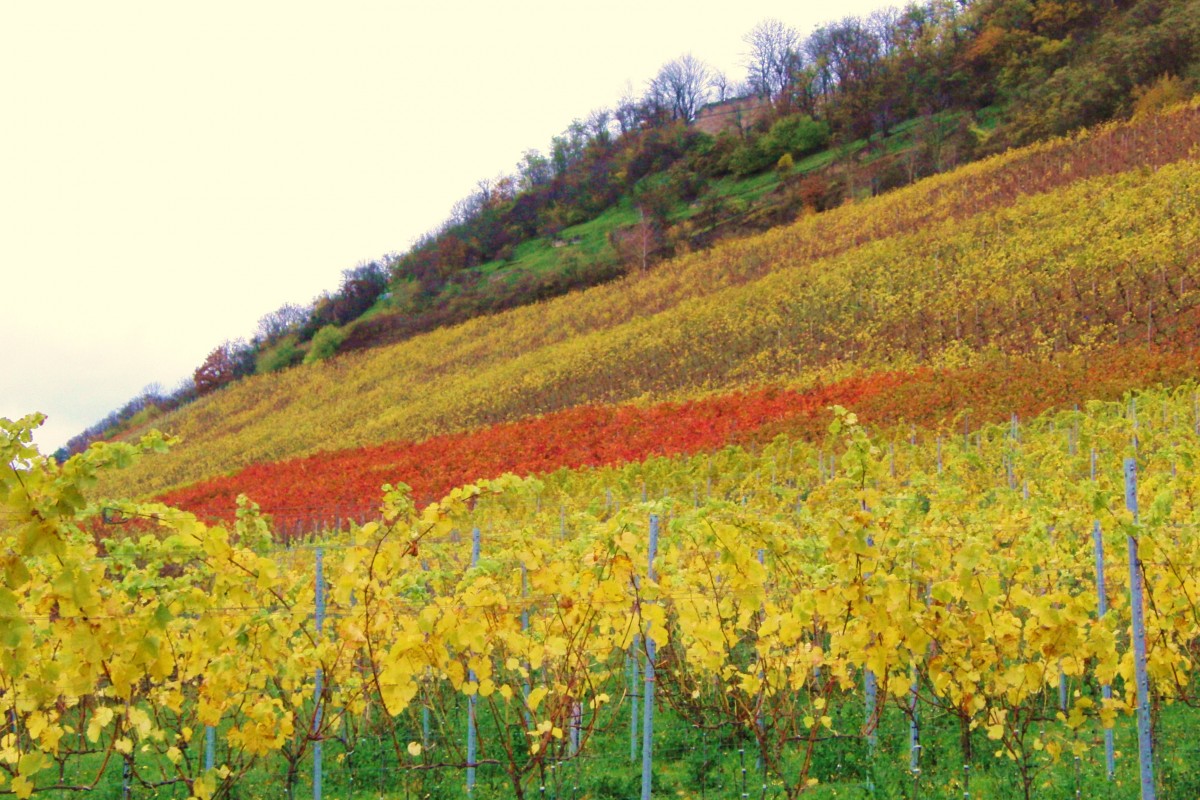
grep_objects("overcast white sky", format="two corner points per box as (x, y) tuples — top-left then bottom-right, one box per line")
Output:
(1, 0), (900, 454)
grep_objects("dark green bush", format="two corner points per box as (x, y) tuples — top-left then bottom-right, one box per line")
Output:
(760, 113), (831, 161)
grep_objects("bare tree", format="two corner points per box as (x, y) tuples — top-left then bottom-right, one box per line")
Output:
(614, 81), (643, 134)
(587, 107), (615, 145)
(743, 18), (802, 100)
(255, 302), (310, 344)
(475, 176), (495, 207)
(125, 382), (165, 414)
(447, 190), (485, 228)
(869, 6), (904, 58)
(709, 69), (733, 103)
(610, 209), (663, 271)
(646, 53), (713, 123)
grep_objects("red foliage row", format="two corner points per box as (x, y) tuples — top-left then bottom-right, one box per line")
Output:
(158, 374), (905, 527)
(158, 344), (1200, 530)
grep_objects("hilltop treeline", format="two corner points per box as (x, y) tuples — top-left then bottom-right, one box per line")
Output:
(62, 0), (1200, 459)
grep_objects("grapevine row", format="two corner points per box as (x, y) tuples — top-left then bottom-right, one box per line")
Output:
(6, 384), (1200, 796)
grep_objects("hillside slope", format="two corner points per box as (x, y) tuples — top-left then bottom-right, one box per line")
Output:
(158, 346), (1199, 527)
(98, 103), (1200, 504)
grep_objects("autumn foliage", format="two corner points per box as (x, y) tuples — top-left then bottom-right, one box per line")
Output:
(12, 98), (1200, 800)
(158, 341), (1200, 529)
(97, 102), (1200, 506)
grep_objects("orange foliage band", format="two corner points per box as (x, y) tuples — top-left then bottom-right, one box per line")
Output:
(159, 343), (1200, 529)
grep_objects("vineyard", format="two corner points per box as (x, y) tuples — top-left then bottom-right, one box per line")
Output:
(6, 387), (1200, 798)
(94, 101), (1200, 503)
(159, 346), (1200, 531)
(6, 102), (1200, 800)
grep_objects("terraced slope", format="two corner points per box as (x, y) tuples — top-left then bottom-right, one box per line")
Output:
(16, 381), (1200, 799)
(161, 346), (1200, 527)
(98, 103), (1200, 506)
